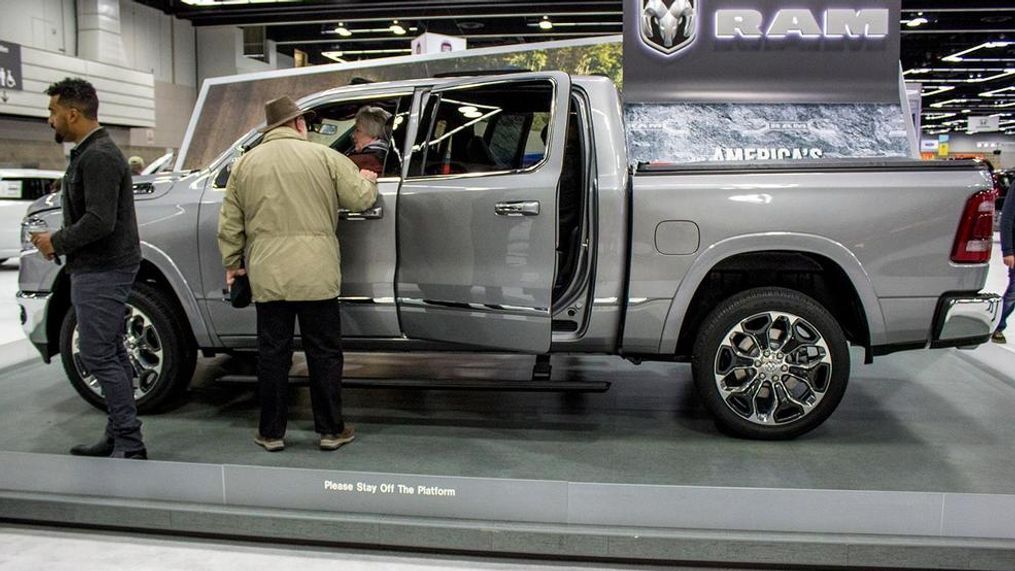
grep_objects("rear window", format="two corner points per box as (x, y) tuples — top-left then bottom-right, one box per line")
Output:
(0, 178), (59, 201)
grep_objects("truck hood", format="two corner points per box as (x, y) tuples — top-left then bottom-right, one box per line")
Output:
(26, 171), (191, 216)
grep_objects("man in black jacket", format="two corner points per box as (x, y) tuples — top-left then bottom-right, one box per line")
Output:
(993, 178), (1015, 343)
(32, 78), (146, 459)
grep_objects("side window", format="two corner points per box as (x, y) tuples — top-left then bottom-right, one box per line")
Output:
(305, 94), (413, 178)
(212, 94), (413, 189)
(408, 79), (554, 177)
(0, 178), (59, 201)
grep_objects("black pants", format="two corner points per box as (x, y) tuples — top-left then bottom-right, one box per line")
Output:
(256, 299), (344, 438)
(71, 266), (144, 454)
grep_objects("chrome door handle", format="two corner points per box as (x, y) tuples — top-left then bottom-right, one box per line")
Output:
(494, 201), (540, 216)
(339, 205), (383, 220)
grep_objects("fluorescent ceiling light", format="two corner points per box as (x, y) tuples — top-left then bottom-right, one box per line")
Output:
(181, 0), (301, 5)
(458, 106), (478, 114)
(390, 21), (406, 35)
(334, 24), (352, 37)
(981, 86), (1015, 97)
(920, 86), (954, 97)
(930, 98), (968, 109)
(942, 41), (1014, 63)
(539, 17), (553, 30)
(905, 17), (928, 28)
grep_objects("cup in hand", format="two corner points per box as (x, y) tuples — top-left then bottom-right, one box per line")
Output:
(24, 217), (61, 265)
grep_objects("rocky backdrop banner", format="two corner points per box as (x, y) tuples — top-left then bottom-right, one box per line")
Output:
(626, 103), (912, 165)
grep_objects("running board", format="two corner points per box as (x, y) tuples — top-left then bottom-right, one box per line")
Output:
(217, 375), (611, 393)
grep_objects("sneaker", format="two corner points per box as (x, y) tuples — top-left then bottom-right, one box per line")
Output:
(992, 331), (1007, 344)
(320, 426), (356, 451)
(254, 434), (284, 452)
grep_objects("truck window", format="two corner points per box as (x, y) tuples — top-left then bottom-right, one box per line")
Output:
(212, 94), (412, 188)
(408, 79), (554, 177)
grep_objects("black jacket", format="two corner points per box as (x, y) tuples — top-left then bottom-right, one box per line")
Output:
(1001, 180), (1015, 257)
(51, 128), (141, 273)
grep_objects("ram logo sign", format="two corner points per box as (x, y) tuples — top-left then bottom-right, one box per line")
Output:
(640, 0), (697, 55)
(714, 8), (890, 39)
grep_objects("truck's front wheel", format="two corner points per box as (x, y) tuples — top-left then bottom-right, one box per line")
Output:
(691, 287), (849, 440)
(59, 282), (197, 413)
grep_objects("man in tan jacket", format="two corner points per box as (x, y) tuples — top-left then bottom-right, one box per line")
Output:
(218, 96), (378, 452)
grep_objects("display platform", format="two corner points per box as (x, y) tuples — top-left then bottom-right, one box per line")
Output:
(2, 347), (1015, 569)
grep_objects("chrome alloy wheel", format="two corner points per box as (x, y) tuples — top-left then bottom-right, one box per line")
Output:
(713, 311), (833, 426)
(71, 304), (165, 401)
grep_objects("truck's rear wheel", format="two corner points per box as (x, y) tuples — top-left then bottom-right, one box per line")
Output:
(691, 287), (849, 440)
(59, 282), (197, 413)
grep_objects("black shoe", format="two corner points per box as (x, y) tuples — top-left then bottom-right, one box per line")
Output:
(70, 436), (114, 457)
(112, 448), (147, 460)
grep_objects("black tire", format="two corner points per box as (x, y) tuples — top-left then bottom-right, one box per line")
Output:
(691, 287), (850, 440)
(59, 282), (197, 413)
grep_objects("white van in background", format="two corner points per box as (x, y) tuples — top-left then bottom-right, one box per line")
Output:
(0, 169), (63, 265)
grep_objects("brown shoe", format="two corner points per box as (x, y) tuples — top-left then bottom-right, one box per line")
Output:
(320, 426), (355, 451)
(992, 330), (1007, 344)
(254, 433), (284, 452)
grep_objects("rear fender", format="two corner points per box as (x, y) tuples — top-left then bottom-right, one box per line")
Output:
(658, 232), (887, 354)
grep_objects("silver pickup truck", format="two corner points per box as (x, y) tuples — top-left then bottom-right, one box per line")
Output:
(17, 72), (1002, 439)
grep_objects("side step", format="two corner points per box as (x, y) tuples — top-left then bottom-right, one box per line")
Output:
(217, 375), (611, 393)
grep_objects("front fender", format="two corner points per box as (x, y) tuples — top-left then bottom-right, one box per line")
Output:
(139, 241), (217, 348)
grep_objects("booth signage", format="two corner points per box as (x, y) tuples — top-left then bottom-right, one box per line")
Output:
(967, 116), (1000, 133)
(0, 40), (23, 91)
(624, 0), (902, 104)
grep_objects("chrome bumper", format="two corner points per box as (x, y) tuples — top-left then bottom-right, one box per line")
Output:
(931, 293), (1002, 348)
(16, 291), (51, 346)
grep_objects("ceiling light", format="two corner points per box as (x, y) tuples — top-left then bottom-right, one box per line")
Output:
(539, 16), (553, 30)
(321, 51), (345, 62)
(464, 111), (483, 119)
(930, 98), (968, 109)
(458, 106), (478, 114)
(943, 41), (1014, 63)
(334, 24), (352, 37)
(921, 86), (955, 97)
(906, 17), (928, 28)
(390, 21), (406, 35)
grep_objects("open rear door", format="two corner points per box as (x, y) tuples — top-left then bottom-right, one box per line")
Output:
(395, 72), (571, 352)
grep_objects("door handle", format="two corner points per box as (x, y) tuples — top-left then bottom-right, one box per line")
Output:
(494, 201), (540, 217)
(339, 205), (383, 220)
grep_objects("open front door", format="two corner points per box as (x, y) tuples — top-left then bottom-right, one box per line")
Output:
(395, 72), (571, 352)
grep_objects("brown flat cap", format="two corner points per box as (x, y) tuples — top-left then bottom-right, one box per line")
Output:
(258, 95), (316, 133)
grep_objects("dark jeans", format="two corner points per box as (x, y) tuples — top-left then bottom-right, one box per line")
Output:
(999, 267), (1015, 332)
(256, 299), (345, 438)
(70, 266), (143, 453)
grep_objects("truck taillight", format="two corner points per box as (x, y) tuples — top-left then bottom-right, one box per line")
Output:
(951, 190), (997, 264)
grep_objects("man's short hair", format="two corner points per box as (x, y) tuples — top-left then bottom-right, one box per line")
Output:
(355, 106), (392, 140)
(45, 78), (99, 120)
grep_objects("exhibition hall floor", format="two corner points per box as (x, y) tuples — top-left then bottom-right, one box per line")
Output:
(1, 341), (1014, 493)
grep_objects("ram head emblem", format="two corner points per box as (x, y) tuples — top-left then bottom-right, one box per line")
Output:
(640, 0), (696, 56)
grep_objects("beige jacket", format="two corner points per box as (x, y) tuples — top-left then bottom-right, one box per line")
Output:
(217, 126), (378, 302)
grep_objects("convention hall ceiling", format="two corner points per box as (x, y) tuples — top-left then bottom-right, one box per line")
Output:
(135, 1), (1015, 135)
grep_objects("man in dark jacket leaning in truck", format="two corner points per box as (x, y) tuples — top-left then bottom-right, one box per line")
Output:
(32, 78), (146, 459)
(993, 178), (1015, 343)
